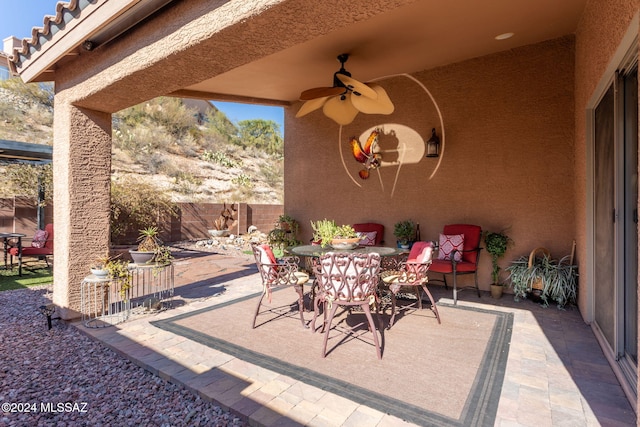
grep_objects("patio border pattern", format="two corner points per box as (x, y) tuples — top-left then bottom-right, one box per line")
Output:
(151, 295), (513, 426)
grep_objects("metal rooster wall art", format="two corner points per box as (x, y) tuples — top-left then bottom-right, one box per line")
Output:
(349, 129), (381, 179)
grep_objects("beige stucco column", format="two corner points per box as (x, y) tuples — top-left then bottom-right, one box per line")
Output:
(52, 99), (112, 320)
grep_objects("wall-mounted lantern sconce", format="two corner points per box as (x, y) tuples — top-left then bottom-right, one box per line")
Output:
(426, 128), (440, 158)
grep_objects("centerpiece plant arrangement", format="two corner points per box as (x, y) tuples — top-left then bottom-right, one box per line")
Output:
(483, 230), (513, 299)
(310, 219), (358, 248)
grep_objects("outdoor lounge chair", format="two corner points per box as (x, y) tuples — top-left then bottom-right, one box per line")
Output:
(429, 224), (482, 305)
(251, 243), (309, 329)
(9, 223), (54, 276)
(311, 252), (383, 359)
(382, 241), (440, 328)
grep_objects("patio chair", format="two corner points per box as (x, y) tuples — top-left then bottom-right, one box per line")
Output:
(311, 252), (383, 359)
(251, 243), (309, 329)
(429, 224), (482, 305)
(352, 222), (385, 245)
(382, 241), (440, 328)
(9, 223), (54, 276)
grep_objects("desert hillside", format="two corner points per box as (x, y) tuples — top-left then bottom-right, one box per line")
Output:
(0, 78), (283, 204)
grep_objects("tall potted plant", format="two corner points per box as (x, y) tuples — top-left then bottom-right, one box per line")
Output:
(483, 230), (513, 298)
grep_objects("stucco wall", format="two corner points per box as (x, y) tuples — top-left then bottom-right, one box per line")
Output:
(285, 36), (576, 292)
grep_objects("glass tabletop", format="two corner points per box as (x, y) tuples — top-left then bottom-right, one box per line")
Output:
(0, 233), (26, 238)
(287, 244), (406, 258)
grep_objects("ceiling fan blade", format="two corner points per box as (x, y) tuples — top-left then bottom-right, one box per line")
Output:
(351, 84), (395, 115)
(323, 94), (359, 125)
(295, 96), (330, 118)
(336, 74), (378, 99)
(299, 86), (344, 101)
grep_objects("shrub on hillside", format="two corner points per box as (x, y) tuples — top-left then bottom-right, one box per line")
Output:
(110, 178), (177, 244)
(0, 163), (53, 203)
(0, 79), (54, 107)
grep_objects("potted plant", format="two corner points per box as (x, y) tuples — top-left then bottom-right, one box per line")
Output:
(483, 230), (513, 299)
(91, 252), (112, 277)
(393, 220), (416, 249)
(267, 215), (301, 256)
(277, 214), (299, 233)
(310, 219), (359, 248)
(103, 255), (133, 297)
(88, 253), (132, 297)
(129, 226), (173, 265)
(506, 248), (578, 308)
(331, 224), (359, 249)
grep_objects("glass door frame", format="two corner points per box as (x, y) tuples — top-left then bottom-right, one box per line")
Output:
(585, 31), (638, 408)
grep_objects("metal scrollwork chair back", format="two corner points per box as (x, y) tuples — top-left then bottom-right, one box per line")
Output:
(311, 252), (383, 359)
(382, 241), (441, 328)
(251, 244), (309, 329)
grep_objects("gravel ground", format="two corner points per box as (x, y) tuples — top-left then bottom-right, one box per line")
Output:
(0, 286), (247, 427)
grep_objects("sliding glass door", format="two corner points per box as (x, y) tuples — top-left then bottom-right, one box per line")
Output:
(593, 65), (638, 394)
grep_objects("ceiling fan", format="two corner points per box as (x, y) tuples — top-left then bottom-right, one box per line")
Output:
(295, 53), (394, 125)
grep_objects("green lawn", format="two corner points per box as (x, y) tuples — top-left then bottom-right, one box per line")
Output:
(0, 266), (53, 292)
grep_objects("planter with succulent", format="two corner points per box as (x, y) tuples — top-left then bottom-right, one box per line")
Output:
(393, 220), (416, 249)
(104, 256), (133, 298)
(483, 230), (513, 299)
(310, 219), (359, 249)
(91, 253), (112, 278)
(129, 226), (173, 265)
(89, 253), (132, 297)
(277, 214), (299, 233)
(506, 248), (578, 308)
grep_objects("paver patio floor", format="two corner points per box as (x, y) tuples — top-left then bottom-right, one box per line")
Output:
(75, 249), (636, 426)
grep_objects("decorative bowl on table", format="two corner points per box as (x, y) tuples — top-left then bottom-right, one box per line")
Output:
(329, 237), (361, 250)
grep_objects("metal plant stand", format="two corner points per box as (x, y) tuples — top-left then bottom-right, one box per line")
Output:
(81, 275), (131, 328)
(128, 262), (174, 311)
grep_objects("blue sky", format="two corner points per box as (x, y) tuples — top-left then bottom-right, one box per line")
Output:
(0, 0), (284, 132)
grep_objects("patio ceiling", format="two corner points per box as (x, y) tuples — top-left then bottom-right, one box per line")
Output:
(9, 0), (586, 105)
(176, 0), (587, 104)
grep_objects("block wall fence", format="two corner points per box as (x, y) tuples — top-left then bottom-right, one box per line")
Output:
(0, 198), (283, 243)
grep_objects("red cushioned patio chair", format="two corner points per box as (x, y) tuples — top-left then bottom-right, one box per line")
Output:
(382, 241), (441, 328)
(352, 222), (384, 246)
(429, 224), (482, 305)
(9, 223), (54, 276)
(251, 243), (309, 329)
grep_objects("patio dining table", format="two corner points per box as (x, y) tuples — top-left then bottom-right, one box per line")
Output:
(287, 244), (409, 311)
(0, 232), (25, 269)
(288, 244), (406, 258)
